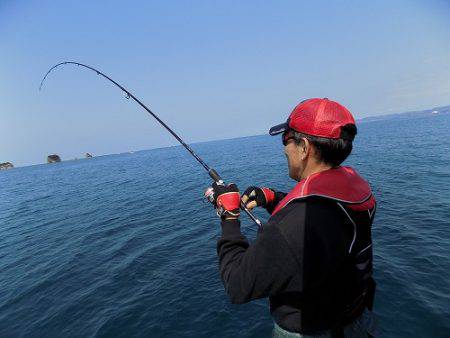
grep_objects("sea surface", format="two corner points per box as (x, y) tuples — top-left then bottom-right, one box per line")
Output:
(1, 114), (449, 337)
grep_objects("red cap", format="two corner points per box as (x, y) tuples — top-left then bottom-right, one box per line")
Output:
(269, 98), (356, 140)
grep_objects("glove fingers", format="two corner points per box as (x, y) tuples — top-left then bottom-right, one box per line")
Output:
(244, 200), (258, 210)
(242, 186), (258, 204)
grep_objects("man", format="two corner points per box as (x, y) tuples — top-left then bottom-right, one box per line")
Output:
(206, 98), (377, 337)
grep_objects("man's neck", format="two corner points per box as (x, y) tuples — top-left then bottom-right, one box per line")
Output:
(300, 162), (333, 181)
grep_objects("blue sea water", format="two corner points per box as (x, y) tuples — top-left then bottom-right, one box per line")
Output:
(1, 114), (449, 337)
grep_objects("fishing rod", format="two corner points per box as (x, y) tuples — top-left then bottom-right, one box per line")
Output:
(39, 61), (262, 227)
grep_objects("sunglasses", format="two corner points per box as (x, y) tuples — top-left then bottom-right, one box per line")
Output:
(282, 132), (296, 146)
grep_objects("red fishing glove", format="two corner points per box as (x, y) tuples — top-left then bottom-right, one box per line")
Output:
(204, 182), (241, 219)
(241, 186), (275, 210)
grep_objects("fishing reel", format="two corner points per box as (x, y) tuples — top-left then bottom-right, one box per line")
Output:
(204, 186), (216, 205)
(203, 177), (225, 206)
(203, 185), (225, 211)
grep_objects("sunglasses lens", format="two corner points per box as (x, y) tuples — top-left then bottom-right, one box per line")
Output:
(282, 133), (289, 146)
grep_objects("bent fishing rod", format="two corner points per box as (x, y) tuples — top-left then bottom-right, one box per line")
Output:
(39, 61), (262, 227)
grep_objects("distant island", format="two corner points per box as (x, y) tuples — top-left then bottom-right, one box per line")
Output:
(47, 154), (61, 163)
(0, 162), (14, 170)
(359, 105), (450, 123)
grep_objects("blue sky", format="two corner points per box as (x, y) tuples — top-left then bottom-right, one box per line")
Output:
(1, 0), (450, 166)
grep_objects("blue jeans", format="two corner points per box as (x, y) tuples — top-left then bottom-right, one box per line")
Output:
(272, 309), (378, 338)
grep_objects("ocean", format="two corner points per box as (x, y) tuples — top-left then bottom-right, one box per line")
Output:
(1, 113), (449, 337)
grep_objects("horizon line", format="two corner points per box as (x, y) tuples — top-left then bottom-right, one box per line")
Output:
(3, 102), (448, 169)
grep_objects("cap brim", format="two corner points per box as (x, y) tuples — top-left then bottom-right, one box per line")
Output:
(269, 122), (288, 136)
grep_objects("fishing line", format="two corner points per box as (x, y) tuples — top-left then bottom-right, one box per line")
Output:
(39, 61), (262, 227)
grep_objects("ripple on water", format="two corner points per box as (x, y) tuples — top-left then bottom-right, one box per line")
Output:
(1, 115), (450, 337)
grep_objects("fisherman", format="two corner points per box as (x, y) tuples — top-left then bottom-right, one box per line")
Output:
(206, 98), (378, 337)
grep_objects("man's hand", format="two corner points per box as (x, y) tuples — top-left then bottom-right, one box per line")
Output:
(205, 182), (241, 219)
(241, 186), (275, 210)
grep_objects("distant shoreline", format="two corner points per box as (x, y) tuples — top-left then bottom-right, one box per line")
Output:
(3, 104), (448, 169)
(358, 104), (449, 123)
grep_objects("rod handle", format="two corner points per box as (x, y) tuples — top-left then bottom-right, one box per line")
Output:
(208, 169), (222, 183)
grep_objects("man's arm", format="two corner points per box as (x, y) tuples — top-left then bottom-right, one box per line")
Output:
(217, 203), (304, 304)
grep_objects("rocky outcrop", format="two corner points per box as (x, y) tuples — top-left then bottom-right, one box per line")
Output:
(0, 162), (14, 170)
(85, 153), (93, 158)
(47, 154), (61, 163)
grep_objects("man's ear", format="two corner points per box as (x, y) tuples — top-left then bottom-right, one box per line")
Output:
(299, 137), (310, 160)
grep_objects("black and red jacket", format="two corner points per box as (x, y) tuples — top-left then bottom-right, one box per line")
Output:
(217, 166), (376, 334)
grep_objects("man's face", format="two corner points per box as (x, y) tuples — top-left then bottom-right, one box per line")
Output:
(283, 131), (304, 181)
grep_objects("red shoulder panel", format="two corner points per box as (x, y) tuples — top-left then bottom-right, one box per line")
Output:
(271, 166), (375, 215)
